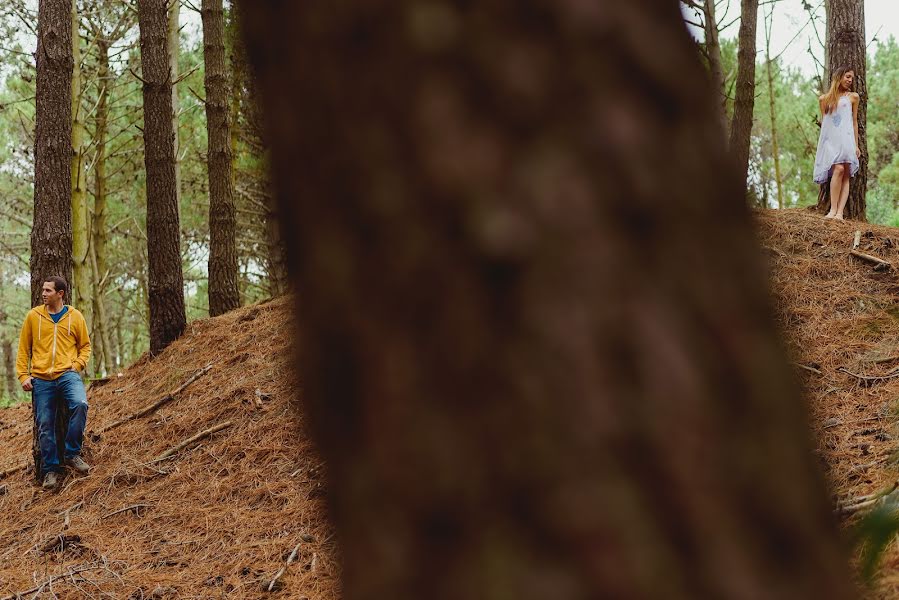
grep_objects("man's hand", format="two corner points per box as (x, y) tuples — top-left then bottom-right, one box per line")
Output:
(21, 377), (33, 392)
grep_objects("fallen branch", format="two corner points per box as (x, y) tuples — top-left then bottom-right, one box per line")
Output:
(793, 362), (822, 375)
(836, 482), (899, 515)
(150, 421), (232, 463)
(853, 230), (861, 250)
(102, 504), (151, 519)
(0, 462), (27, 480)
(0, 562), (105, 600)
(263, 535), (315, 592)
(59, 501), (84, 530)
(837, 366), (899, 386)
(850, 249), (891, 270)
(101, 363), (214, 433)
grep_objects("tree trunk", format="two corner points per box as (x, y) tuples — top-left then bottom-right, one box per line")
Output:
(138, 0), (187, 355)
(71, 1), (91, 321)
(703, 0), (727, 134)
(764, 8), (784, 210)
(2, 336), (17, 403)
(202, 0), (240, 316)
(241, 2), (855, 598)
(169, 0), (181, 209)
(815, 0), (867, 220)
(229, 3), (287, 297)
(31, 0), (74, 307)
(92, 38), (115, 376)
(729, 0), (759, 191)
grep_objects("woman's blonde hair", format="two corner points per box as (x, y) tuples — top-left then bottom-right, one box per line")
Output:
(822, 66), (854, 114)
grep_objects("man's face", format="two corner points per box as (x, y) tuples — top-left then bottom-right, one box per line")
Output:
(41, 282), (63, 306)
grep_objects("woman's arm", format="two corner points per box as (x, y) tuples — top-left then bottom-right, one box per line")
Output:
(851, 93), (861, 158)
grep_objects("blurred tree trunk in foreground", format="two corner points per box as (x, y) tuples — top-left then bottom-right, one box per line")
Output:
(242, 1), (855, 598)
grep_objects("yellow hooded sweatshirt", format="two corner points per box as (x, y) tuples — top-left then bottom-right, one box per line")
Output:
(16, 305), (91, 383)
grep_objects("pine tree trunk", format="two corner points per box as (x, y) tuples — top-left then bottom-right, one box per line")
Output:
(32, 0), (74, 307)
(169, 0), (181, 209)
(92, 38), (115, 376)
(202, 0), (240, 316)
(71, 1), (90, 321)
(815, 0), (867, 220)
(241, 2), (855, 597)
(703, 0), (727, 134)
(229, 3), (287, 297)
(2, 337), (17, 403)
(729, 0), (759, 191)
(764, 9), (784, 210)
(138, 0), (186, 355)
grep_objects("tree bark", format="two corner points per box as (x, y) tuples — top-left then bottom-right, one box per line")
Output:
(138, 0), (186, 355)
(202, 0), (240, 316)
(241, 1), (855, 598)
(815, 0), (867, 220)
(31, 0), (74, 307)
(71, 1), (91, 320)
(91, 38), (115, 376)
(229, 3), (287, 297)
(169, 0), (181, 209)
(702, 0), (727, 134)
(764, 7), (784, 210)
(729, 0), (759, 191)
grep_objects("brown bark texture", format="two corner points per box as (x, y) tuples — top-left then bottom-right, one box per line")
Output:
(31, 0), (74, 307)
(202, 0), (240, 316)
(728, 0), (758, 190)
(815, 0), (867, 220)
(242, 2), (855, 598)
(137, 0), (186, 355)
(91, 39), (115, 375)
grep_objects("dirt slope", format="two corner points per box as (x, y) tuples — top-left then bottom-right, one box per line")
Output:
(0, 297), (339, 599)
(758, 209), (899, 597)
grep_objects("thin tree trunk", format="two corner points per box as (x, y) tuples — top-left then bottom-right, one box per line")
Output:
(729, 0), (759, 190)
(71, 1), (91, 319)
(169, 0), (181, 209)
(2, 336), (17, 402)
(815, 0), (867, 220)
(229, 3), (287, 297)
(764, 7), (784, 210)
(138, 0), (187, 355)
(202, 0), (240, 316)
(703, 0), (727, 133)
(241, 2), (855, 597)
(32, 0), (74, 307)
(92, 38), (115, 376)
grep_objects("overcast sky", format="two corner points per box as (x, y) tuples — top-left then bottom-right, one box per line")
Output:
(687, 0), (899, 75)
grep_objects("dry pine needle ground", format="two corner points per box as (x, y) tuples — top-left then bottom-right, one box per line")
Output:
(0, 296), (339, 599)
(758, 208), (899, 597)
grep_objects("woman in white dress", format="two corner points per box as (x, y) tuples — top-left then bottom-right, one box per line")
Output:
(813, 66), (861, 220)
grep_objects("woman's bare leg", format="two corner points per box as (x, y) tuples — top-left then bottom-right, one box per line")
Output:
(826, 164), (846, 218)
(835, 164), (852, 219)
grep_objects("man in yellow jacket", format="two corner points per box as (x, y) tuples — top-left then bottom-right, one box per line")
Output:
(16, 276), (92, 490)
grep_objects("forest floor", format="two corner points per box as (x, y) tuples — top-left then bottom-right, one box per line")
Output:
(758, 208), (899, 598)
(0, 296), (339, 599)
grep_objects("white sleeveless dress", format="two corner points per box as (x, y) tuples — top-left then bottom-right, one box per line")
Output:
(813, 94), (859, 184)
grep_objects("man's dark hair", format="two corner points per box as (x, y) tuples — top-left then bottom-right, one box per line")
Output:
(45, 276), (68, 298)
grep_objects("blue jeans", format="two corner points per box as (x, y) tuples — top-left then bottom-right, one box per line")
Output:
(32, 371), (88, 473)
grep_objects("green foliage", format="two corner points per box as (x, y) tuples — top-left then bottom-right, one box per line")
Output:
(853, 504), (899, 584)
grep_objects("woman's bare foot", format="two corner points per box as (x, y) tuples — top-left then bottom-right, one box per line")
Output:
(825, 213), (836, 219)
(835, 214), (845, 220)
